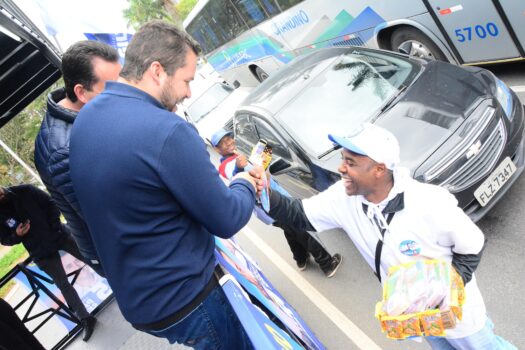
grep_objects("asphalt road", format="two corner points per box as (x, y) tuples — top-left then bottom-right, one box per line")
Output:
(231, 60), (525, 350)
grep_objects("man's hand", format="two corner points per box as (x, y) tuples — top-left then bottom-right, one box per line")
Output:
(249, 166), (266, 198)
(235, 153), (248, 169)
(232, 167), (265, 197)
(16, 220), (30, 237)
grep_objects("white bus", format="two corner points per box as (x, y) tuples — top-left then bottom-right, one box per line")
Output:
(184, 0), (525, 87)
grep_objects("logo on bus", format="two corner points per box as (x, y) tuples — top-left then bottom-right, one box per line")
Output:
(273, 10), (309, 36)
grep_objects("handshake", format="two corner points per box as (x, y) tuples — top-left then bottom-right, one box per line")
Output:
(232, 166), (269, 200)
(231, 139), (273, 210)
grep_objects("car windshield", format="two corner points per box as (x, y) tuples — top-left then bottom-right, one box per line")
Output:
(276, 50), (419, 157)
(187, 83), (234, 123)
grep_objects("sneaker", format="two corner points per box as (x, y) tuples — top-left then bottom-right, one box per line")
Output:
(324, 254), (342, 278)
(296, 259), (308, 271)
(81, 316), (97, 341)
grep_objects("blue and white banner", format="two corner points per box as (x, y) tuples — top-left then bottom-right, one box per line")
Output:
(215, 237), (325, 350)
(16, 0), (133, 59)
(221, 275), (305, 350)
(14, 253), (112, 332)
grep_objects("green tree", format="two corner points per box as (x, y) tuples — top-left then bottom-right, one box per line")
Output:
(176, 0), (198, 20)
(123, 0), (181, 29)
(0, 83), (59, 187)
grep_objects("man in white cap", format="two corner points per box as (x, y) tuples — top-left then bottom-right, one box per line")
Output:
(267, 123), (516, 349)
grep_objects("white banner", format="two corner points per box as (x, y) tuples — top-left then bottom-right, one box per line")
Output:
(16, 0), (133, 57)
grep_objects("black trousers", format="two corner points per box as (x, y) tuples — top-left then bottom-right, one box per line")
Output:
(0, 298), (45, 350)
(34, 234), (90, 320)
(274, 222), (333, 272)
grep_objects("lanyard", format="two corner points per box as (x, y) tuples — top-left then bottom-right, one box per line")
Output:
(372, 212), (395, 283)
(362, 203), (395, 283)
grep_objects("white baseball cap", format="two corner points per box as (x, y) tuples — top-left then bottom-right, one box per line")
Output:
(328, 123), (400, 169)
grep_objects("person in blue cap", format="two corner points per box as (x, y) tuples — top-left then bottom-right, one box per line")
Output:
(211, 128), (342, 277)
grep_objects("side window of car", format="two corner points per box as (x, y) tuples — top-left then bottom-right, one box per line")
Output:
(234, 113), (258, 156)
(253, 118), (292, 162)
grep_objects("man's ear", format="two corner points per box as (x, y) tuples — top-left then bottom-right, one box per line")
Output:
(149, 61), (164, 85)
(73, 84), (89, 104)
(374, 163), (388, 178)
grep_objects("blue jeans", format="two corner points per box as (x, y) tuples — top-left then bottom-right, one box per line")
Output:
(426, 318), (517, 350)
(143, 285), (254, 350)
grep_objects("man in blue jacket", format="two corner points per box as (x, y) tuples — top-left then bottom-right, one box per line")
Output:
(69, 21), (261, 350)
(34, 41), (121, 277)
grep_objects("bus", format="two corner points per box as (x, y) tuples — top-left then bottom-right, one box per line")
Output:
(184, 0), (525, 87)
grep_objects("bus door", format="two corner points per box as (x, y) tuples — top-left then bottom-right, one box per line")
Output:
(425, 0), (524, 64)
(497, 0), (525, 55)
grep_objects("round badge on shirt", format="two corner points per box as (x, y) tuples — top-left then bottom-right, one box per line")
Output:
(399, 240), (421, 256)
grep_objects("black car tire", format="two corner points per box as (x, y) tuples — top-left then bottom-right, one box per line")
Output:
(254, 66), (269, 82)
(391, 27), (447, 61)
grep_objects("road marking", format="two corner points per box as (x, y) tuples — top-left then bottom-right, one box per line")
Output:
(510, 85), (525, 93)
(241, 226), (382, 350)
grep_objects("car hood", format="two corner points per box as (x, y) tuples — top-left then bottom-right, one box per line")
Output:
(195, 88), (251, 143)
(373, 60), (493, 172)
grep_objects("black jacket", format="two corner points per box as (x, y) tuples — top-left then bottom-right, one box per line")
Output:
(0, 184), (64, 260)
(34, 89), (100, 263)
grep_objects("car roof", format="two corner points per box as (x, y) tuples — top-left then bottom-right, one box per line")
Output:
(0, 0), (62, 128)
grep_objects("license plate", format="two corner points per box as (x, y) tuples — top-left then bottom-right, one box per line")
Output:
(474, 157), (516, 207)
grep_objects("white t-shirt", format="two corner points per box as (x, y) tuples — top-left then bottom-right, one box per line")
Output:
(303, 168), (486, 339)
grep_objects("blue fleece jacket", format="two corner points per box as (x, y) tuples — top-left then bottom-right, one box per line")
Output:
(69, 82), (255, 325)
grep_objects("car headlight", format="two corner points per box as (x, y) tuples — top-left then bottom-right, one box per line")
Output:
(495, 77), (513, 120)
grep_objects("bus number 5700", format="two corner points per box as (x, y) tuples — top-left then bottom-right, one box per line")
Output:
(455, 23), (499, 42)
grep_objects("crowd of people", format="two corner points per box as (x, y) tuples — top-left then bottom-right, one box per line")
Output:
(0, 19), (518, 350)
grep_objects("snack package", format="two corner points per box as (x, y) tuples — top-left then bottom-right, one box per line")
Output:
(249, 139), (271, 212)
(382, 319), (404, 340)
(420, 309), (446, 337)
(376, 259), (465, 340)
(261, 144), (273, 170)
(381, 313), (422, 339)
(249, 139), (268, 165)
(404, 262), (427, 314)
(425, 260), (447, 309)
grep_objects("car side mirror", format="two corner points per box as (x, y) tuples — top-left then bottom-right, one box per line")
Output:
(269, 158), (291, 175)
(232, 80), (241, 89)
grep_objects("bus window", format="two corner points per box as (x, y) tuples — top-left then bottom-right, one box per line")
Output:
(259, 0), (280, 17)
(188, 16), (222, 53)
(232, 0), (268, 28)
(274, 0), (303, 12)
(207, 0), (247, 41)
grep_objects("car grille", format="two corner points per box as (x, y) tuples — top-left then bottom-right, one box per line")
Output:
(442, 119), (506, 190)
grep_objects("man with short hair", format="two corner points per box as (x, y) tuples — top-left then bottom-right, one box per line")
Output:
(69, 21), (260, 349)
(0, 185), (97, 341)
(34, 40), (121, 277)
(267, 123), (516, 349)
